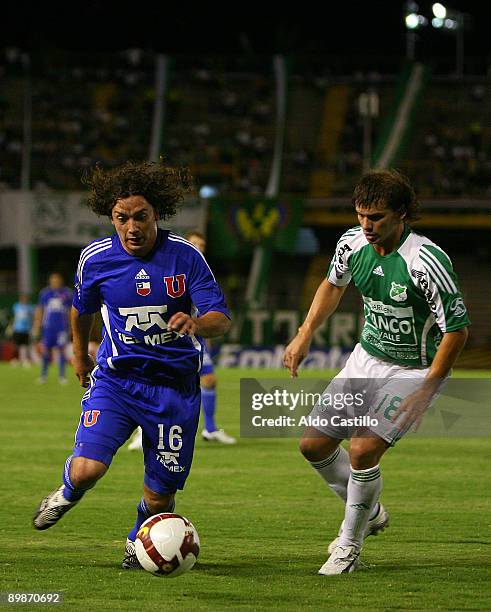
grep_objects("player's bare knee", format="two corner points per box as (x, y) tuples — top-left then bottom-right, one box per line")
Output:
(349, 436), (388, 469)
(144, 489), (175, 514)
(70, 457), (107, 489)
(299, 433), (338, 462)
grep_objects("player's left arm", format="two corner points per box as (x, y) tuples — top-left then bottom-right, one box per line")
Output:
(167, 310), (231, 338)
(393, 245), (470, 430)
(167, 247), (231, 338)
(424, 327), (469, 381)
(392, 328), (468, 431)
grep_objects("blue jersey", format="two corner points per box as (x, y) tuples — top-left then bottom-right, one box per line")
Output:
(13, 302), (35, 333)
(39, 287), (72, 332)
(73, 230), (229, 384)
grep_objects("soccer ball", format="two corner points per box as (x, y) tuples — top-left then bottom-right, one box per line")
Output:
(135, 513), (200, 577)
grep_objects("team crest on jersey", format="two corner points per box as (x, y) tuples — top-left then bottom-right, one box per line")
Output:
(136, 281), (151, 296)
(390, 282), (407, 302)
(82, 409), (100, 427)
(164, 274), (186, 298)
(134, 269), (151, 296)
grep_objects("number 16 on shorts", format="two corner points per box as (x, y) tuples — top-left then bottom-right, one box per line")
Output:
(156, 424), (185, 473)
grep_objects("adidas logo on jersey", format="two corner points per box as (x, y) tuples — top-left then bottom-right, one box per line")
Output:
(372, 266), (384, 276)
(135, 268), (150, 280)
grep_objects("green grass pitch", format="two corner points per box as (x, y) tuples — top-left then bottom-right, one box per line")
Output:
(0, 363), (489, 610)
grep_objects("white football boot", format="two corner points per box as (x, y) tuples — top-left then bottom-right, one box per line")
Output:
(127, 427), (143, 451)
(328, 502), (389, 554)
(202, 429), (236, 444)
(33, 485), (79, 530)
(122, 538), (142, 569)
(318, 545), (360, 575)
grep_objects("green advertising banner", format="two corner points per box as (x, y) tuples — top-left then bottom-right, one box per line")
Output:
(224, 309), (361, 347)
(208, 197), (303, 258)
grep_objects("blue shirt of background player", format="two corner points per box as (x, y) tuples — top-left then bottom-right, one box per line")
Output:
(73, 229), (230, 384)
(13, 302), (35, 333)
(38, 287), (72, 332)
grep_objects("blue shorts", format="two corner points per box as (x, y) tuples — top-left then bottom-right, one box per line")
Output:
(43, 329), (68, 349)
(73, 367), (201, 495)
(201, 345), (214, 377)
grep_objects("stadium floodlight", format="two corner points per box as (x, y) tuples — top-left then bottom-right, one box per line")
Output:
(444, 18), (458, 30)
(430, 4), (462, 31)
(432, 3), (447, 19)
(430, 3), (467, 76)
(405, 13), (420, 29)
(404, 2), (428, 60)
(405, 13), (428, 30)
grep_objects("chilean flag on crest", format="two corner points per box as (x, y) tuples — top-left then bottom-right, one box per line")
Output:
(136, 281), (151, 296)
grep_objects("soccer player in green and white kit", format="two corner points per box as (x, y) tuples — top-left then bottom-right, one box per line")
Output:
(284, 170), (470, 575)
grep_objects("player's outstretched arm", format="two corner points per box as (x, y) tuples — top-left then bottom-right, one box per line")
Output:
(392, 327), (469, 431)
(71, 306), (95, 387)
(284, 280), (346, 377)
(167, 311), (231, 338)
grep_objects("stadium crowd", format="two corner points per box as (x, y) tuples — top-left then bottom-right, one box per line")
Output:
(2, 48), (491, 198)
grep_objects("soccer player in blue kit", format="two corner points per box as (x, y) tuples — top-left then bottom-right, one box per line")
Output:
(33, 161), (231, 569)
(32, 273), (72, 384)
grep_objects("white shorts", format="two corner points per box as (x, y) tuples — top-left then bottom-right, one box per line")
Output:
(307, 344), (436, 445)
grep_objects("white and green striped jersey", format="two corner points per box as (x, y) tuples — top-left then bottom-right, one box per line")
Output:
(327, 225), (470, 367)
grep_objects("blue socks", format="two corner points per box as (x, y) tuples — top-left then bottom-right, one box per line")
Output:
(41, 354), (49, 378)
(40, 349), (66, 379)
(128, 498), (151, 541)
(128, 497), (175, 541)
(41, 347), (66, 378)
(201, 387), (217, 432)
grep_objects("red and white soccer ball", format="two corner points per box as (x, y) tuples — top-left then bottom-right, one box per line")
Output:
(135, 513), (200, 577)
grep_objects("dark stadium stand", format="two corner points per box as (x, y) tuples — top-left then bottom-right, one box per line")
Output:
(2, 49), (491, 199)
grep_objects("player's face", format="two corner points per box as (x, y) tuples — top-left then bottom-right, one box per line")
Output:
(112, 195), (158, 257)
(49, 273), (63, 289)
(355, 202), (405, 252)
(187, 235), (206, 254)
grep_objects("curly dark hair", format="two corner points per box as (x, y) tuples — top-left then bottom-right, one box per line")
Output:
(352, 169), (421, 222)
(82, 160), (193, 219)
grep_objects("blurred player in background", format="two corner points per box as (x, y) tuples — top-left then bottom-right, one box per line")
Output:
(32, 273), (72, 384)
(33, 161), (231, 570)
(128, 230), (236, 449)
(284, 170), (470, 575)
(10, 294), (35, 367)
(186, 231), (236, 444)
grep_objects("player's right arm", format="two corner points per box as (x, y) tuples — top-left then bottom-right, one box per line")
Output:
(283, 280), (347, 377)
(72, 243), (104, 387)
(71, 307), (95, 388)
